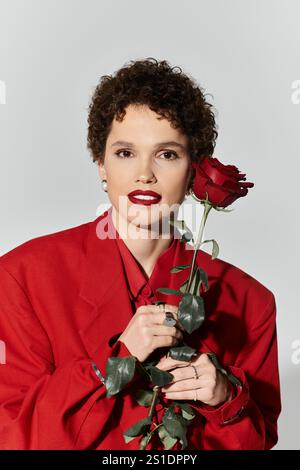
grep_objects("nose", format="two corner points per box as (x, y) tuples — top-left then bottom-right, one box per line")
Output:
(138, 174), (156, 184)
(136, 161), (157, 184)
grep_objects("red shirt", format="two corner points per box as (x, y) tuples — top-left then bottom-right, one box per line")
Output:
(115, 229), (171, 309)
(0, 207), (281, 449)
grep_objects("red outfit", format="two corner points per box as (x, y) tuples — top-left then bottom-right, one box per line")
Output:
(0, 207), (281, 449)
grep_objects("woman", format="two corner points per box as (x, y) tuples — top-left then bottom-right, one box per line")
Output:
(0, 58), (281, 450)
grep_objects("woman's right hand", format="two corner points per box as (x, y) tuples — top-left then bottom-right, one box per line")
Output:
(118, 304), (184, 363)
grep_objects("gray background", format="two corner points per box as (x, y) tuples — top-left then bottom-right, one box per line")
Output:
(0, 0), (299, 449)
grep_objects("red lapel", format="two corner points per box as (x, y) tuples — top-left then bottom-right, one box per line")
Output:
(76, 208), (134, 360)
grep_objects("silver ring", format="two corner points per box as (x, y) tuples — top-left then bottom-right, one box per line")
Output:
(163, 311), (177, 327)
(193, 389), (198, 401)
(191, 364), (199, 380)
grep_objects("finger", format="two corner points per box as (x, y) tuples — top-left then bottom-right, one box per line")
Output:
(155, 356), (183, 371)
(164, 388), (207, 401)
(138, 304), (173, 317)
(149, 303), (178, 314)
(161, 303), (179, 313)
(161, 376), (210, 392)
(195, 353), (215, 367)
(150, 311), (185, 333)
(155, 355), (194, 371)
(157, 352), (207, 370)
(162, 364), (206, 382)
(152, 335), (180, 350)
(149, 325), (183, 339)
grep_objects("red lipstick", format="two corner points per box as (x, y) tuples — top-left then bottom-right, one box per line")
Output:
(127, 190), (161, 206)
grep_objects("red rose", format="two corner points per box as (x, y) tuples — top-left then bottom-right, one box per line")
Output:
(191, 156), (254, 208)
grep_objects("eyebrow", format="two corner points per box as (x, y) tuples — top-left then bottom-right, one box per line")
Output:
(110, 140), (187, 151)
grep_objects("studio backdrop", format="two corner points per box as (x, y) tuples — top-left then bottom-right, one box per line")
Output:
(0, 0), (299, 450)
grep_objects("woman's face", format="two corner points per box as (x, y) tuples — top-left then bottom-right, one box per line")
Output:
(98, 104), (193, 236)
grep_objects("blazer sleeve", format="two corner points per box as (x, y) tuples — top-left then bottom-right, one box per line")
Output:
(188, 291), (281, 450)
(0, 264), (133, 450)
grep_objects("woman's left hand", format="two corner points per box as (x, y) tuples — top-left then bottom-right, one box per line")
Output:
(155, 353), (232, 407)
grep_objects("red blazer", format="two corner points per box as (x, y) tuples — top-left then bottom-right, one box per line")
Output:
(0, 208), (281, 450)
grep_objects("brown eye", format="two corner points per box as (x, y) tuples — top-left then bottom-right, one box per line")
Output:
(115, 150), (132, 158)
(159, 151), (179, 160)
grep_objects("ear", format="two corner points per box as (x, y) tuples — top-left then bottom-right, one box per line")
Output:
(98, 161), (106, 180)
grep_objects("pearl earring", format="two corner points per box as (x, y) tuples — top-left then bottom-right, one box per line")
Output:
(101, 179), (108, 192)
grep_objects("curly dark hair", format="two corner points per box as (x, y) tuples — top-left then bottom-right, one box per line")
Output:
(87, 57), (218, 164)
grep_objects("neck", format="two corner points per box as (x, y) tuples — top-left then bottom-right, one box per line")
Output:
(111, 207), (175, 278)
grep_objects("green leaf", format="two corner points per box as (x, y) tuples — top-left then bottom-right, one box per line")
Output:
(206, 352), (222, 370)
(146, 365), (174, 387)
(139, 434), (150, 450)
(135, 362), (152, 382)
(182, 408), (195, 421)
(133, 389), (154, 407)
(156, 287), (183, 297)
(168, 344), (197, 362)
(206, 353), (242, 387)
(226, 372), (243, 388)
(201, 239), (219, 260)
(162, 407), (189, 450)
(158, 425), (178, 450)
(170, 263), (192, 273)
(211, 240), (219, 259)
(105, 356), (137, 398)
(179, 279), (189, 294)
(199, 268), (209, 291)
(178, 293), (205, 334)
(179, 436), (188, 449)
(172, 402), (196, 420)
(124, 417), (152, 442)
(187, 267), (209, 296)
(143, 360), (158, 368)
